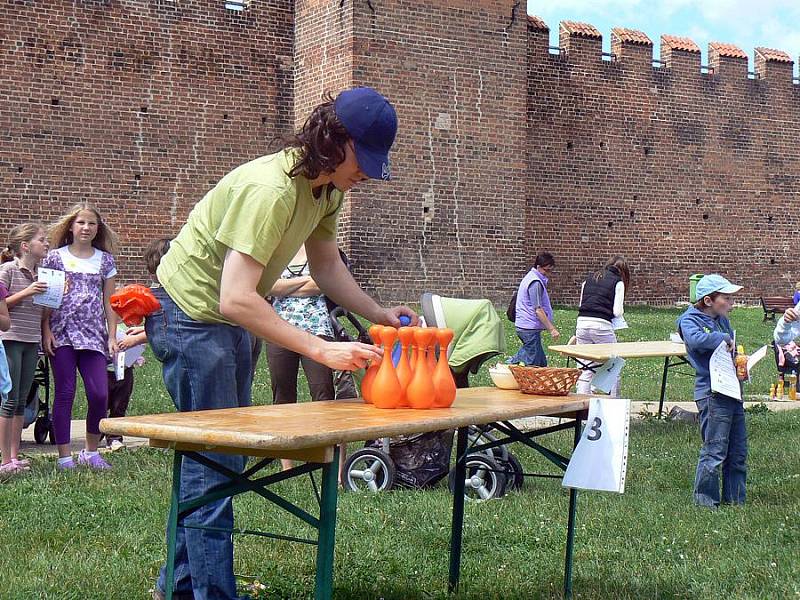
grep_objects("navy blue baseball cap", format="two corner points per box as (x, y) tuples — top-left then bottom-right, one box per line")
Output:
(334, 87), (398, 181)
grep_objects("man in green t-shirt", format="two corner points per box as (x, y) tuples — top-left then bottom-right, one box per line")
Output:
(148, 88), (414, 600)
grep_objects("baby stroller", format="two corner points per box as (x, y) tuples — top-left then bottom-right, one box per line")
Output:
(339, 293), (518, 500)
(22, 354), (55, 444)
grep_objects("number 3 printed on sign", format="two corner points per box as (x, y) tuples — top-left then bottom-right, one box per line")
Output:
(587, 417), (602, 441)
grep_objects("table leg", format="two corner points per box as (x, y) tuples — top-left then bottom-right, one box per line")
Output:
(563, 417), (582, 600)
(658, 356), (670, 418)
(165, 451), (183, 600)
(315, 446), (339, 600)
(448, 427), (469, 593)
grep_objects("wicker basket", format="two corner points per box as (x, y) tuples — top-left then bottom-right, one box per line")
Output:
(508, 366), (581, 396)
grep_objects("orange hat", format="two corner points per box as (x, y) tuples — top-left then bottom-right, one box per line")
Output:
(110, 284), (161, 326)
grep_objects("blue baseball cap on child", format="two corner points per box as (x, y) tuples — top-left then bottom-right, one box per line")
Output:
(334, 87), (398, 181)
(695, 274), (743, 300)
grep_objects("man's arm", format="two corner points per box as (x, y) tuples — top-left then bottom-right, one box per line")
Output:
(219, 249), (381, 371)
(304, 238), (417, 327)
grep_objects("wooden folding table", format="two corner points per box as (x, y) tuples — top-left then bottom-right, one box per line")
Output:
(101, 388), (591, 599)
(550, 341), (689, 417)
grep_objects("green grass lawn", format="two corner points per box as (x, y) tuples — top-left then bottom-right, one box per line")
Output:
(2, 412), (799, 599)
(4, 305), (799, 599)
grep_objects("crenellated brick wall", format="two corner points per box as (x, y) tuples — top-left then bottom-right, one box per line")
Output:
(2, 1), (799, 306)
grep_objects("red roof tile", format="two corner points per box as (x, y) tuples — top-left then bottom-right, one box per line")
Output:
(661, 35), (700, 53)
(560, 20), (602, 39)
(611, 27), (653, 46)
(709, 42), (747, 59)
(526, 14), (549, 31)
(755, 47), (793, 63)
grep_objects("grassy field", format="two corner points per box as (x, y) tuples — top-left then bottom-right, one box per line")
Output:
(3, 305), (799, 599)
(1, 412), (799, 599)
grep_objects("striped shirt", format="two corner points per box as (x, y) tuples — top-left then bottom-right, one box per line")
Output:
(0, 259), (43, 344)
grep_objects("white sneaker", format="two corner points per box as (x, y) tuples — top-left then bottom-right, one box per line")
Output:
(109, 439), (126, 452)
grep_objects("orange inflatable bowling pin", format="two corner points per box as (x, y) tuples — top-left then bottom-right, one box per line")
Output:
(407, 328), (437, 409)
(396, 327), (414, 408)
(361, 324), (383, 404)
(372, 327), (402, 409)
(432, 328), (456, 408)
(427, 332), (438, 372)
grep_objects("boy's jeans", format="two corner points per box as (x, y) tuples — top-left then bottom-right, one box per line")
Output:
(694, 394), (747, 508)
(147, 288), (252, 599)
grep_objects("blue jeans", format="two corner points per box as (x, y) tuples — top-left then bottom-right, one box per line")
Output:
(147, 288), (252, 599)
(694, 394), (747, 508)
(507, 328), (548, 366)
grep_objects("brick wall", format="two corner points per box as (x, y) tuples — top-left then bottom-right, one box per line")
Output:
(342, 0), (529, 305)
(527, 20), (800, 305)
(3, 2), (798, 306)
(0, 0), (293, 280)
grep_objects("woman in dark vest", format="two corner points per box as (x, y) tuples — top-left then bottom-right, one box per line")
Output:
(575, 256), (630, 396)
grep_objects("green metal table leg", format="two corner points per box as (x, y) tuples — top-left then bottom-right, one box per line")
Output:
(658, 356), (670, 418)
(165, 451), (183, 600)
(448, 427), (469, 593)
(314, 447), (339, 600)
(563, 417), (582, 600)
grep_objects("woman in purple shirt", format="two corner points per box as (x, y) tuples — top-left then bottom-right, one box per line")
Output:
(507, 252), (560, 366)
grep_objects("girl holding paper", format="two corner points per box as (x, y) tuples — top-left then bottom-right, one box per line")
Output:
(677, 274), (746, 509)
(575, 256), (630, 396)
(42, 204), (119, 471)
(0, 223), (49, 475)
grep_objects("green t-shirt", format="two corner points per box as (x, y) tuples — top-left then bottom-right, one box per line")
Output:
(157, 150), (343, 324)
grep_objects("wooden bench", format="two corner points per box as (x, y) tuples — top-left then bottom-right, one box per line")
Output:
(760, 296), (795, 322)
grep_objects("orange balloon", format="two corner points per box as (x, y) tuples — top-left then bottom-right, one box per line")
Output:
(407, 328), (436, 409)
(361, 324), (383, 404)
(372, 327), (402, 409)
(396, 327), (415, 408)
(432, 328), (456, 408)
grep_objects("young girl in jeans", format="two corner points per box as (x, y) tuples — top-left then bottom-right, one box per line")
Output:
(42, 204), (119, 471)
(677, 274), (745, 508)
(575, 256), (630, 396)
(0, 223), (49, 475)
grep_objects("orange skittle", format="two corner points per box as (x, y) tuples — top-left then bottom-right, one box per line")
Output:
(361, 324), (383, 404)
(432, 328), (456, 408)
(406, 327), (436, 409)
(372, 326), (402, 409)
(396, 327), (414, 408)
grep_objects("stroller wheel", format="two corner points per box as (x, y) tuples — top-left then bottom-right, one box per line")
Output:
(343, 448), (396, 493)
(503, 452), (525, 491)
(448, 455), (507, 501)
(34, 416), (54, 445)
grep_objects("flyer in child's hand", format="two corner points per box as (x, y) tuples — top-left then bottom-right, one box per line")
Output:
(710, 341), (742, 401)
(32, 268), (65, 309)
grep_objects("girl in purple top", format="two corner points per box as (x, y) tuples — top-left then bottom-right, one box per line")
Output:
(507, 252), (560, 366)
(42, 204), (119, 471)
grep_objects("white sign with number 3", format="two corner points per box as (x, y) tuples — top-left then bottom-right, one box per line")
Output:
(562, 397), (631, 494)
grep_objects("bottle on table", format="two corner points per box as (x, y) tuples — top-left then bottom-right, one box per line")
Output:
(769, 383), (776, 401)
(735, 345), (748, 382)
(777, 377), (785, 401)
(790, 371), (798, 401)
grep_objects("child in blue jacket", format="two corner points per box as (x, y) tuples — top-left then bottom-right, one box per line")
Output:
(677, 274), (745, 508)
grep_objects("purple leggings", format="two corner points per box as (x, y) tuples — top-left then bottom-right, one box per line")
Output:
(51, 346), (109, 445)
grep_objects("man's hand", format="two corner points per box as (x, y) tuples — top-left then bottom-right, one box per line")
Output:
(785, 308), (799, 324)
(317, 341), (382, 371)
(375, 305), (419, 328)
(549, 327), (561, 341)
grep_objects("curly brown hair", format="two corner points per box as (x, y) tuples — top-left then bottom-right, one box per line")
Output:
(283, 94), (351, 180)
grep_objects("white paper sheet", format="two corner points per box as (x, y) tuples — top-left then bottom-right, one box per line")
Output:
(115, 330), (145, 368)
(746, 345), (769, 375)
(591, 357), (626, 394)
(563, 397), (630, 493)
(710, 341), (742, 401)
(32, 268), (65, 309)
(611, 316), (629, 330)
